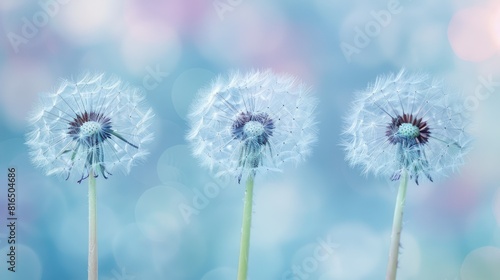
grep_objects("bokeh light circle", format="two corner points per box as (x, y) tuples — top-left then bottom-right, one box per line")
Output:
(135, 185), (188, 243)
(56, 204), (119, 259)
(157, 144), (202, 185)
(319, 223), (384, 279)
(448, 6), (499, 62)
(494, 188), (500, 226)
(0, 59), (53, 127)
(201, 267), (236, 280)
(253, 181), (306, 246)
(53, 0), (120, 45)
(171, 68), (215, 120)
(460, 246), (500, 279)
(121, 22), (181, 74)
(112, 223), (154, 276)
(196, 2), (287, 66)
(493, 7), (500, 47)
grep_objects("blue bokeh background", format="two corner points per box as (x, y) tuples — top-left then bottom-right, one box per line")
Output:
(1, 0), (500, 279)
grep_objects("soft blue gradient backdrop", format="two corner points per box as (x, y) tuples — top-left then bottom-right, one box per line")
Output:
(1, 0), (500, 279)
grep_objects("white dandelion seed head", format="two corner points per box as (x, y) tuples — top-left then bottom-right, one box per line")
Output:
(80, 121), (101, 136)
(26, 73), (155, 183)
(186, 69), (318, 183)
(343, 69), (471, 184)
(243, 121), (265, 138)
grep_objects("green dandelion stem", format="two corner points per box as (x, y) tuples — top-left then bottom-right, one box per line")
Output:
(237, 173), (255, 280)
(386, 169), (409, 280)
(88, 170), (98, 280)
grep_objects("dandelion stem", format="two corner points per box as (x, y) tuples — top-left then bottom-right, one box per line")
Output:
(88, 170), (98, 280)
(386, 169), (408, 280)
(237, 173), (255, 280)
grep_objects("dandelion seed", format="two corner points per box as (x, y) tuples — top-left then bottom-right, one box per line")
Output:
(25, 73), (155, 280)
(186, 69), (317, 280)
(26, 73), (155, 183)
(187, 69), (317, 183)
(342, 69), (471, 280)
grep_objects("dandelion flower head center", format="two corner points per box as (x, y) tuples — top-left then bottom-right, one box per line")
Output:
(386, 113), (430, 145)
(80, 121), (101, 137)
(68, 111), (113, 147)
(398, 123), (420, 138)
(232, 111), (274, 145)
(243, 121), (265, 138)
(230, 111), (276, 179)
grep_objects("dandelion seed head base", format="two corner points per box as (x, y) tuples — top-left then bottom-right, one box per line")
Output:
(66, 111), (118, 182)
(80, 121), (102, 137)
(231, 111), (274, 145)
(68, 111), (112, 147)
(386, 113), (430, 145)
(398, 123), (420, 138)
(231, 111), (276, 182)
(243, 121), (265, 138)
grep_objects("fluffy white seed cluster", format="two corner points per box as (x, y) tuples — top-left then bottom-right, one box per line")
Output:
(343, 69), (471, 184)
(187, 69), (318, 182)
(26, 73), (155, 183)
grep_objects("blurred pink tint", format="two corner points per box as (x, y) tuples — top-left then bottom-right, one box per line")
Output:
(448, 6), (499, 62)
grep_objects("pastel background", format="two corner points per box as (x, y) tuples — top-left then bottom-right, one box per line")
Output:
(0, 0), (500, 279)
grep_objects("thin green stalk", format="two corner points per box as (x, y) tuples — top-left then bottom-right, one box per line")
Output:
(237, 173), (255, 280)
(386, 169), (409, 280)
(88, 170), (98, 280)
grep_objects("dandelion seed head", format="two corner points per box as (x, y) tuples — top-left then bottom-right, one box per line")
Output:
(397, 123), (419, 138)
(26, 73), (155, 183)
(80, 121), (101, 136)
(343, 69), (471, 184)
(243, 121), (265, 137)
(187, 69), (318, 183)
